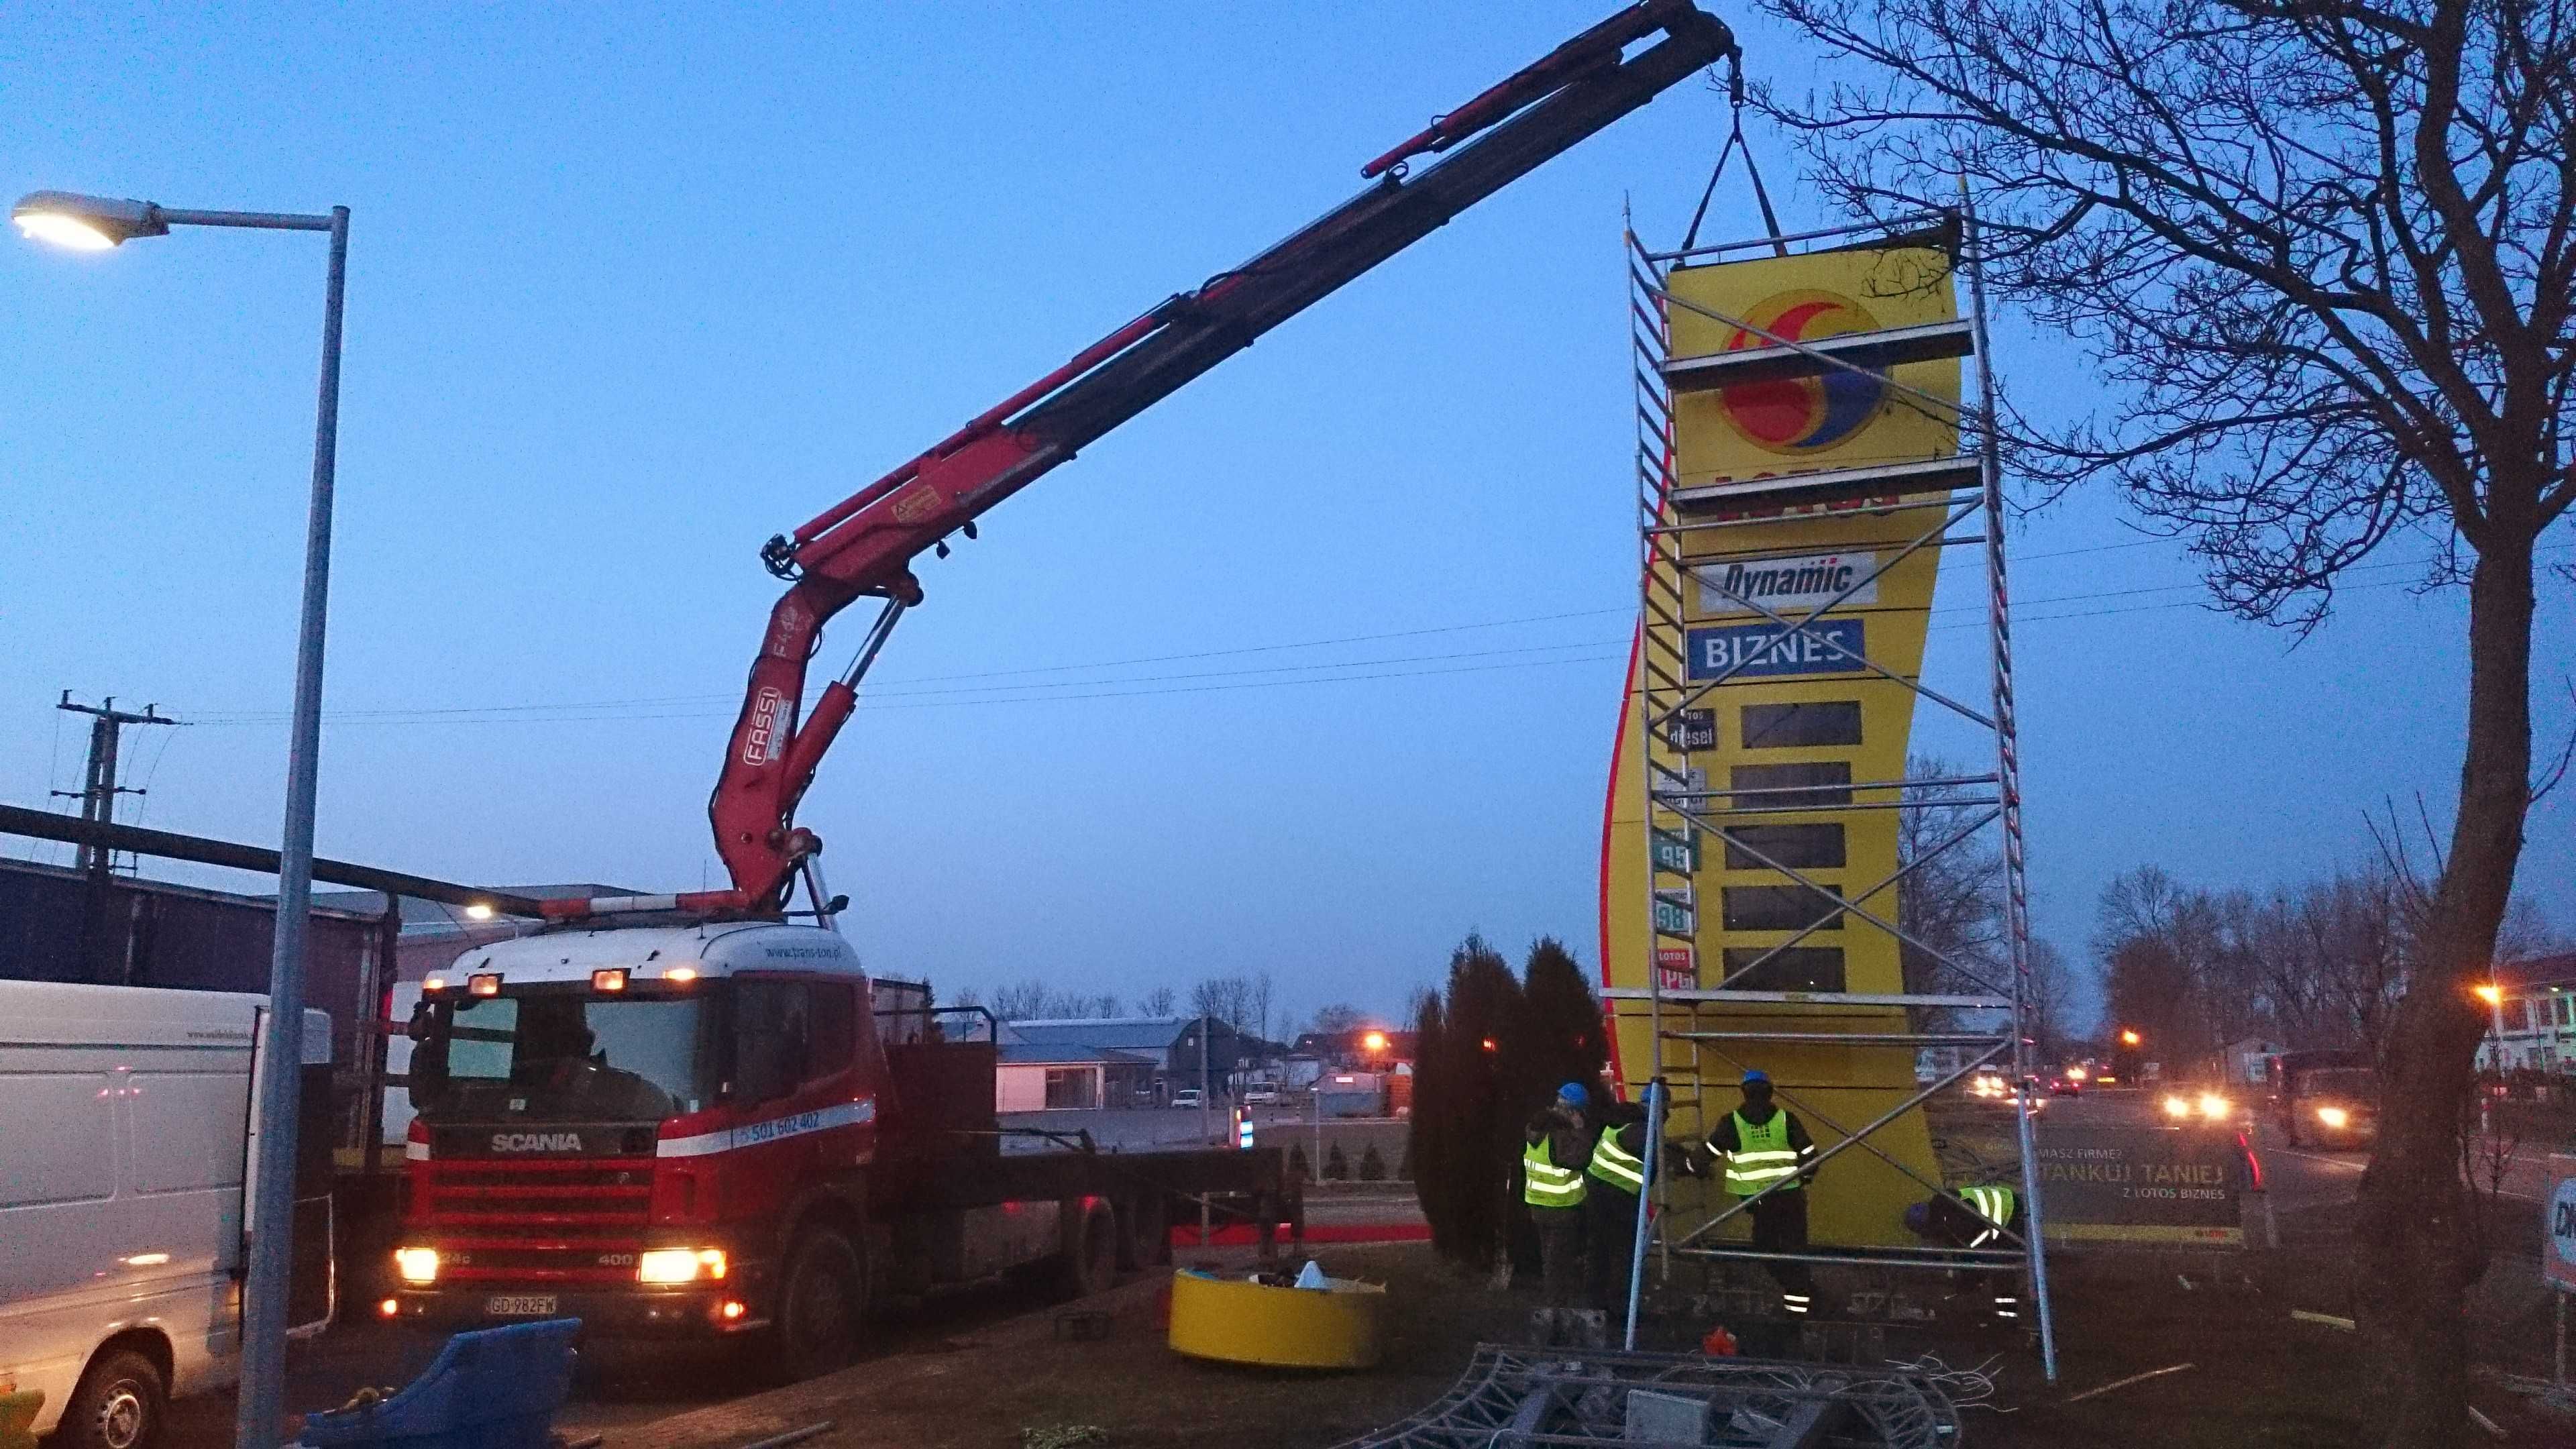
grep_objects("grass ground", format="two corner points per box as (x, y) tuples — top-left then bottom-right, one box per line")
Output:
(608, 1144), (2576, 1448)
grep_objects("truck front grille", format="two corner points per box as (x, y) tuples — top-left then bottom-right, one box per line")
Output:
(417, 1157), (656, 1285)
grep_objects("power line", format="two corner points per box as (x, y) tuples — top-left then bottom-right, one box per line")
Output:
(178, 541), (2563, 727)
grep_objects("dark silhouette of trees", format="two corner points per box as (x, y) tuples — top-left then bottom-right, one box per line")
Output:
(1518, 936), (1609, 1101)
(1407, 933), (1536, 1270)
(1756, 5), (2576, 1434)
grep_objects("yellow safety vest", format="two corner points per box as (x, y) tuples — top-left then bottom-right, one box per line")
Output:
(1523, 1137), (1586, 1209)
(1723, 1110), (1806, 1196)
(1587, 1124), (1647, 1195)
(1960, 1183), (2018, 1246)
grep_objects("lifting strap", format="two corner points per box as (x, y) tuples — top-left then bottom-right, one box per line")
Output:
(1680, 51), (1784, 256)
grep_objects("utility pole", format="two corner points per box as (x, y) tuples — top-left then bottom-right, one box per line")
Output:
(53, 692), (176, 875)
(54, 693), (176, 982)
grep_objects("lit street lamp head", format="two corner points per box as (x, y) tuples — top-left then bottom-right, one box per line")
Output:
(12, 191), (169, 250)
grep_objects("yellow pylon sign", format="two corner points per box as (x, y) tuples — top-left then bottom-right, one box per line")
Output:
(1601, 239), (1964, 1248)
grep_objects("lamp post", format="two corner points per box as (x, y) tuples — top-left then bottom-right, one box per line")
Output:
(17, 189), (350, 1449)
(2476, 981), (2508, 1131)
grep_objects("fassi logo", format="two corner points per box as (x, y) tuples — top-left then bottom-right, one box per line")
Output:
(490, 1132), (584, 1153)
(742, 686), (788, 766)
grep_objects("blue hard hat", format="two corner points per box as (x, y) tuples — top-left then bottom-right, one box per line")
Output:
(1741, 1069), (1772, 1087)
(1558, 1081), (1589, 1107)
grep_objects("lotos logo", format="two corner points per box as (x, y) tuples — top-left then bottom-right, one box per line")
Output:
(490, 1132), (585, 1153)
(742, 686), (788, 767)
(1716, 290), (1889, 455)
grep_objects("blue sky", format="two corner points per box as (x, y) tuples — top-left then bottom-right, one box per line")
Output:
(4, 2), (2568, 1032)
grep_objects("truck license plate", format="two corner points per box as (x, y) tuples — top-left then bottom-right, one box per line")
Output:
(484, 1294), (557, 1317)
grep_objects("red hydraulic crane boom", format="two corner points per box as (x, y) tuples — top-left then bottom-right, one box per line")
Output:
(676, 0), (1733, 916)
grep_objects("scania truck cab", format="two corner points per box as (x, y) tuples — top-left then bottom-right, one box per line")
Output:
(388, 919), (1292, 1377)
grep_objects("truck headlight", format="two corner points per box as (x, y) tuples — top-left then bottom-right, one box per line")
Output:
(2317, 1106), (2350, 1129)
(638, 1247), (727, 1284)
(394, 1247), (439, 1284)
(2162, 1095), (2192, 1118)
(2198, 1093), (2231, 1120)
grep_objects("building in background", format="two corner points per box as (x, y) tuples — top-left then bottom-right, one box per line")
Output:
(2478, 952), (2576, 1072)
(995, 1041), (1159, 1110)
(2220, 1037), (2286, 1087)
(1292, 1026), (1415, 1071)
(996, 1016), (1251, 1107)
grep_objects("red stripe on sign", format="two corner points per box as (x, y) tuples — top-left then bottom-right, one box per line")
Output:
(1169, 1222), (1430, 1248)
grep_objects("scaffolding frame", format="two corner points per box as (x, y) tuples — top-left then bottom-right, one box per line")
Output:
(1619, 205), (2057, 1378)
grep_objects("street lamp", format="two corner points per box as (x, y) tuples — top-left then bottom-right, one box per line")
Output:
(19, 187), (351, 1449)
(2120, 1028), (2143, 1048)
(1362, 1030), (1389, 1055)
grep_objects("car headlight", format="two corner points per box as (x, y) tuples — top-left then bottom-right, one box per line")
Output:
(2317, 1106), (2350, 1129)
(394, 1247), (439, 1285)
(2198, 1093), (2231, 1120)
(638, 1247), (728, 1285)
(2162, 1095), (2193, 1118)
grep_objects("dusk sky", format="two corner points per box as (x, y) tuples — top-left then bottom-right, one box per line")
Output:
(5, 2), (2568, 1033)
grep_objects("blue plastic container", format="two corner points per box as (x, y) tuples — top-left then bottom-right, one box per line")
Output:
(298, 1318), (580, 1449)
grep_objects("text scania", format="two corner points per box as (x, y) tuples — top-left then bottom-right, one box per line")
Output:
(490, 1132), (585, 1153)
(1697, 551), (1878, 615)
(1686, 620), (1867, 680)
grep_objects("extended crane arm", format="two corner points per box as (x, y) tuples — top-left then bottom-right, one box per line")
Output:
(682, 0), (1734, 915)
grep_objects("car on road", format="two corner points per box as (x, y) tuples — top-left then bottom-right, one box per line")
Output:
(2282, 1065), (2379, 1148)
(1242, 1085), (1280, 1106)
(2047, 1071), (2083, 1097)
(1171, 1087), (1204, 1110)
(2161, 1087), (2238, 1124)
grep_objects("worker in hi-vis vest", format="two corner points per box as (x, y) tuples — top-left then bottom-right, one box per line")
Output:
(1693, 1069), (1819, 1318)
(1580, 1080), (1658, 1313)
(1522, 1081), (1595, 1314)
(1906, 1182), (2027, 1324)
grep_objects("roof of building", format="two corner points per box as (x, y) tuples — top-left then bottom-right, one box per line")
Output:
(998, 1042), (1162, 1067)
(2498, 952), (2576, 990)
(1002, 1016), (1220, 1052)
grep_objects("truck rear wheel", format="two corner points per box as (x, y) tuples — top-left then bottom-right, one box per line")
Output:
(60, 1348), (165, 1449)
(1054, 1199), (1119, 1300)
(1118, 1189), (1171, 1270)
(771, 1226), (865, 1383)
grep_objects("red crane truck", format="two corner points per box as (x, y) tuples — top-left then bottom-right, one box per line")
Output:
(384, 0), (1735, 1379)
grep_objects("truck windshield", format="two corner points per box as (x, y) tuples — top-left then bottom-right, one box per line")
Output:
(409, 992), (720, 1124)
(2300, 1067), (2379, 1101)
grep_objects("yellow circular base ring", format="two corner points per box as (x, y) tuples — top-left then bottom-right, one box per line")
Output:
(1168, 1268), (1387, 1369)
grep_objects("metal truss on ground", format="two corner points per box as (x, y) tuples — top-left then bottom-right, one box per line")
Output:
(1614, 209), (2057, 1378)
(1335, 1343), (1965, 1448)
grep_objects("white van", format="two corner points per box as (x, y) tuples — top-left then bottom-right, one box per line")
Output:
(0, 982), (331, 1449)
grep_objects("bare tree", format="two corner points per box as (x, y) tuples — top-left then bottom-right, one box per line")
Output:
(1309, 1002), (1367, 1036)
(1250, 971), (1276, 1046)
(1897, 755), (2008, 1018)
(1138, 983), (1179, 1017)
(2025, 936), (2078, 1057)
(1191, 976), (1255, 1036)
(1754, 4), (2573, 1432)
(989, 979), (1052, 1023)
(983, 980), (1118, 1022)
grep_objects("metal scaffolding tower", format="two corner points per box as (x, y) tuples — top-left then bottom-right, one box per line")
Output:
(1613, 209), (2056, 1377)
